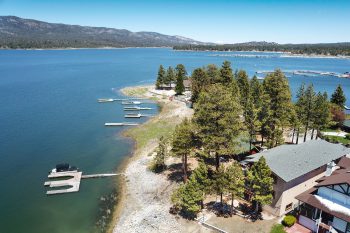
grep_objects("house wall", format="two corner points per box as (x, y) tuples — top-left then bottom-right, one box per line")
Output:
(264, 166), (326, 216)
(299, 215), (317, 232)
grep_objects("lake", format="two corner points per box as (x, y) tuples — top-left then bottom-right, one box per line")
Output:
(0, 48), (349, 233)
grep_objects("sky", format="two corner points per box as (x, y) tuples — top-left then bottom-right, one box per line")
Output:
(0, 0), (349, 44)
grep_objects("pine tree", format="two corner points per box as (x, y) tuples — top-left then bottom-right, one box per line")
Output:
(296, 84), (316, 142)
(151, 136), (167, 172)
(191, 162), (210, 209)
(236, 70), (250, 113)
(180, 175), (203, 218)
(171, 118), (194, 182)
(245, 98), (258, 150)
(226, 162), (245, 213)
(247, 156), (273, 213)
(194, 84), (242, 170)
(330, 84), (346, 108)
(312, 92), (331, 139)
(250, 75), (263, 110)
(262, 69), (292, 147)
(191, 68), (208, 103)
(206, 64), (221, 83)
(220, 60), (234, 84)
(156, 65), (165, 89)
(165, 66), (175, 88)
(211, 164), (228, 205)
(175, 64), (187, 95)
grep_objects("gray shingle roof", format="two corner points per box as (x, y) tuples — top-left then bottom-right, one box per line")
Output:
(245, 140), (350, 182)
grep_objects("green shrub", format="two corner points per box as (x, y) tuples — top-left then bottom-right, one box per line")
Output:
(270, 224), (287, 233)
(345, 134), (350, 140)
(282, 215), (296, 227)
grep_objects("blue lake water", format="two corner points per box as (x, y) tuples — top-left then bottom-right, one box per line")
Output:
(0, 48), (349, 233)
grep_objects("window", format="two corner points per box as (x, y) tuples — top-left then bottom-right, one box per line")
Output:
(285, 203), (293, 211)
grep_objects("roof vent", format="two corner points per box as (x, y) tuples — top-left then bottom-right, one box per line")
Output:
(325, 161), (336, 176)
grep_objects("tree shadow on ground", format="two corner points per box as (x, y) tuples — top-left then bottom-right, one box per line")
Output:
(166, 163), (192, 183)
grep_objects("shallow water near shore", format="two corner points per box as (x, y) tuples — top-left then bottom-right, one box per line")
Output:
(0, 48), (349, 233)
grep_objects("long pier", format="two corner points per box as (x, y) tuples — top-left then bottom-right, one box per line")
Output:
(44, 171), (123, 195)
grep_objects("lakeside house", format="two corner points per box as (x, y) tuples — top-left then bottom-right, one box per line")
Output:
(245, 140), (350, 217)
(296, 157), (350, 232)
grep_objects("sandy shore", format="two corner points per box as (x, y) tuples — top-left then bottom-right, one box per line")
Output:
(110, 85), (203, 233)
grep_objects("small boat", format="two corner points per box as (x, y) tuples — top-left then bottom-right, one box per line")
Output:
(105, 122), (139, 126)
(344, 105), (350, 110)
(50, 163), (78, 174)
(98, 98), (115, 103)
(121, 101), (141, 105)
(124, 113), (142, 118)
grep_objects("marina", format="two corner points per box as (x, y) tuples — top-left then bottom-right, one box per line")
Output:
(256, 70), (350, 78)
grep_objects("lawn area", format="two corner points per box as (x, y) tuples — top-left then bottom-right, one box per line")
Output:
(270, 224), (286, 233)
(205, 215), (276, 233)
(324, 135), (350, 144)
(121, 86), (150, 97)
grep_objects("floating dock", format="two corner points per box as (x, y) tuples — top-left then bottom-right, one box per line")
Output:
(124, 113), (152, 118)
(98, 98), (116, 103)
(44, 170), (123, 195)
(104, 122), (139, 126)
(44, 171), (82, 195)
(124, 106), (152, 111)
(122, 101), (142, 105)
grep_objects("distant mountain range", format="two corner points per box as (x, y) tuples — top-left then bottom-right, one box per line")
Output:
(0, 16), (207, 49)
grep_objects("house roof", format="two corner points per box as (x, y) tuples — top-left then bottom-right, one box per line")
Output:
(344, 120), (350, 128)
(245, 140), (350, 182)
(337, 157), (350, 169)
(296, 189), (350, 223)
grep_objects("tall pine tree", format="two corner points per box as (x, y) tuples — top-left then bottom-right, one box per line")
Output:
(156, 65), (165, 89)
(194, 84), (242, 169)
(331, 84), (346, 108)
(247, 156), (273, 212)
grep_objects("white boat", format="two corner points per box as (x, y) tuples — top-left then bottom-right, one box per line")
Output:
(98, 98), (115, 103)
(124, 113), (142, 118)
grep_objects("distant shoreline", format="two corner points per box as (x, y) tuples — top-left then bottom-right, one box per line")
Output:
(0, 46), (172, 51)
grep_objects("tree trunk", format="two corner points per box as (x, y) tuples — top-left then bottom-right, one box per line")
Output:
(303, 123), (309, 142)
(255, 202), (259, 213)
(296, 128), (300, 144)
(220, 192), (223, 205)
(311, 128), (315, 140)
(231, 193), (234, 214)
(316, 129), (319, 139)
(182, 154), (187, 183)
(261, 135), (264, 147)
(292, 128), (295, 144)
(215, 153), (220, 170)
(249, 135), (252, 151)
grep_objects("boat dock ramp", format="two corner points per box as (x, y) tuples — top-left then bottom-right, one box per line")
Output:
(98, 97), (145, 103)
(104, 122), (139, 126)
(124, 113), (152, 118)
(124, 106), (152, 111)
(44, 170), (123, 195)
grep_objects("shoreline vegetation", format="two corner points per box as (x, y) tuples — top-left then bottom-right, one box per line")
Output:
(173, 42), (350, 57)
(109, 85), (196, 233)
